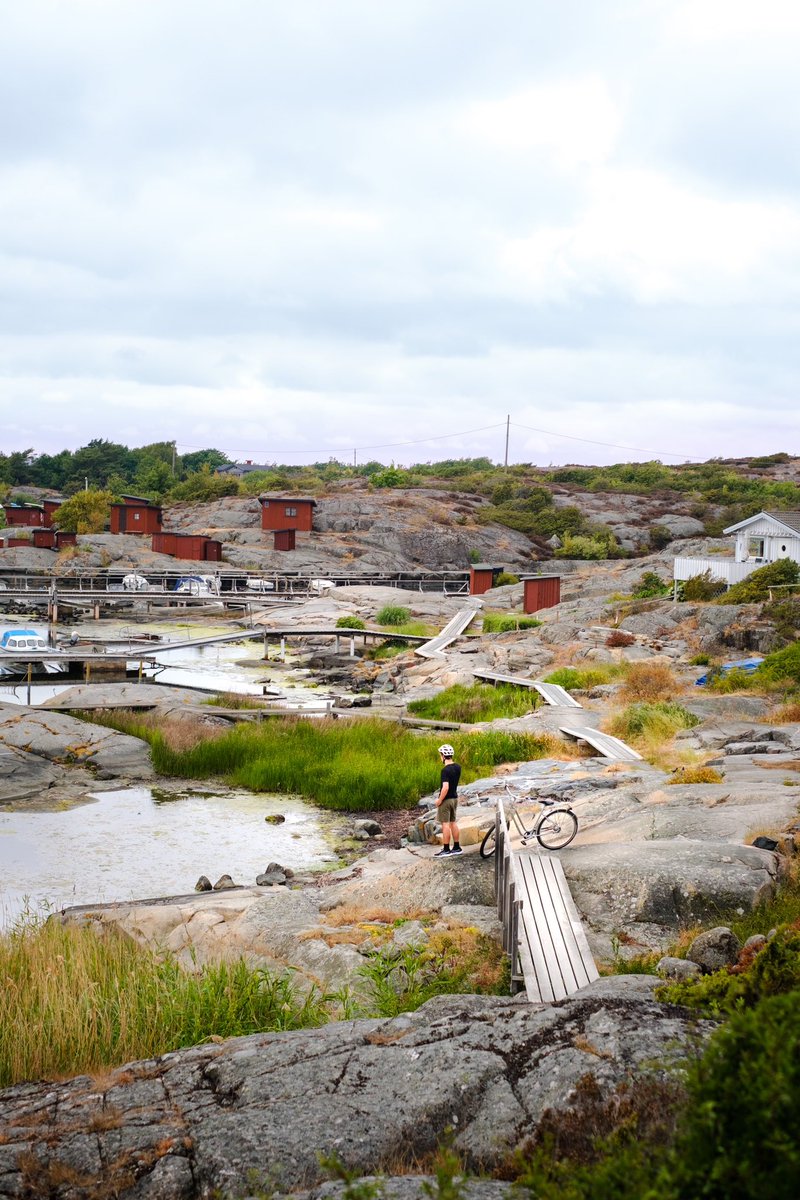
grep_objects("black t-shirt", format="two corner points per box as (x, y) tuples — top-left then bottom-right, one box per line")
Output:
(440, 762), (461, 798)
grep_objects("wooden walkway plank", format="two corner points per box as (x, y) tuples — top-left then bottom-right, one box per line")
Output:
(416, 604), (481, 659)
(536, 855), (597, 990)
(558, 725), (642, 761)
(517, 856), (572, 1001)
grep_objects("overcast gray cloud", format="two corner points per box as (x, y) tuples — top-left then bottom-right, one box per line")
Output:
(1, 0), (799, 466)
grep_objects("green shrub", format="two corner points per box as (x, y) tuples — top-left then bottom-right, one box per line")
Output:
(682, 570), (727, 601)
(482, 613), (542, 633)
(648, 524), (673, 550)
(668, 991), (800, 1199)
(755, 640), (800, 688)
(689, 653), (710, 665)
(556, 534), (611, 560)
(493, 571), (520, 586)
(407, 682), (538, 723)
(633, 571), (670, 598)
(336, 615), (366, 630)
(658, 928), (800, 1016)
(376, 604), (411, 626)
(723, 558), (800, 604)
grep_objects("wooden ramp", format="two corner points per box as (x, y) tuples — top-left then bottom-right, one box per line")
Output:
(416, 605), (481, 659)
(515, 853), (599, 1002)
(472, 670), (582, 708)
(559, 725), (642, 761)
(494, 803), (598, 1004)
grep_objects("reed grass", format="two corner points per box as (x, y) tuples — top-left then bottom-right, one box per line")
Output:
(481, 613), (542, 633)
(0, 915), (333, 1087)
(607, 702), (700, 760)
(407, 682), (538, 723)
(80, 713), (557, 810)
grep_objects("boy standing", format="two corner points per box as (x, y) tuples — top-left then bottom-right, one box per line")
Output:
(434, 743), (462, 857)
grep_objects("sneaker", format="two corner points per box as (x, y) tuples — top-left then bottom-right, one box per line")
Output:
(450, 845), (464, 855)
(434, 848), (452, 857)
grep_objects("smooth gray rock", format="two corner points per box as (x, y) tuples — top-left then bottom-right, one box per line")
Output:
(0, 985), (716, 1198)
(195, 876), (212, 893)
(687, 927), (741, 973)
(656, 956), (702, 981)
(0, 705), (155, 779)
(355, 819), (383, 836)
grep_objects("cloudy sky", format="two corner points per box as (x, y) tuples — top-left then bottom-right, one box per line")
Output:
(2, 0), (799, 467)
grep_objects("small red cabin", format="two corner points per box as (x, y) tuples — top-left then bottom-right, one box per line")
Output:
(259, 495), (316, 533)
(469, 564), (499, 596)
(3, 503), (45, 527)
(273, 529), (296, 551)
(55, 531), (77, 548)
(110, 495), (163, 535)
(151, 532), (222, 561)
(522, 574), (561, 614)
(32, 529), (56, 549)
(42, 498), (65, 525)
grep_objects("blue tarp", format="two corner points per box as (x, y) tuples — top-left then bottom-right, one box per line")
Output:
(695, 658), (764, 686)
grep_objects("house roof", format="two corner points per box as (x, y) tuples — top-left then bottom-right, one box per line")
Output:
(724, 510), (800, 536)
(117, 494), (160, 506)
(258, 494), (317, 506)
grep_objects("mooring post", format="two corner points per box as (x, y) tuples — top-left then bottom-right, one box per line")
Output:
(280, 637), (286, 662)
(26, 663), (32, 706)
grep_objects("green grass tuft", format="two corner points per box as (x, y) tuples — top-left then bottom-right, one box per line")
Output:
(407, 682), (538, 723)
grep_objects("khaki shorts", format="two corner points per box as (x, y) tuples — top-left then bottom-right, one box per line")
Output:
(439, 797), (458, 824)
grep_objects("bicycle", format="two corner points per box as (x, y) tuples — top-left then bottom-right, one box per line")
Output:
(479, 784), (578, 857)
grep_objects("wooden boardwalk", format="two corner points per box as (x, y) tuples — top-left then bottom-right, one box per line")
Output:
(493, 803), (598, 1003)
(416, 605), (481, 659)
(559, 725), (642, 761)
(472, 670), (582, 708)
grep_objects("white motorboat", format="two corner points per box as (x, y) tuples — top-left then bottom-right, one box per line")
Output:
(0, 629), (68, 675)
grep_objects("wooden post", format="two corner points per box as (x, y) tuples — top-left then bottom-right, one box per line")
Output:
(26, 663), (32, 706)
(280, 637), (285, 662)
(349, 637), (355, 658)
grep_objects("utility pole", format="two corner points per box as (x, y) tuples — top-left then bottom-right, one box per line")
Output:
(172, 441), (177, 475)
(353, 448), (357, 468)
(504, 414), (510, 468)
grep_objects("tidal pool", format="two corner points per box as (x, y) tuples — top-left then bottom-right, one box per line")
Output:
(0, 786), (341, 926)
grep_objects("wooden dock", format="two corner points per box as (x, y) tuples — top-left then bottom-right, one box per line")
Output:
(416, 605), (481, 659)
(493, 802), (598, 1003)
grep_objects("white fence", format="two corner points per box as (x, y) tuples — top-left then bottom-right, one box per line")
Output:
(672, 557), (760, 585)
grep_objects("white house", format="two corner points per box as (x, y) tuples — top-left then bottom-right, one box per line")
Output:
(673, 510), (800, 588)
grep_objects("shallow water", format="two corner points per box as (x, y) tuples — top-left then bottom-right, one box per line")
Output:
(0, 786), (341, 926)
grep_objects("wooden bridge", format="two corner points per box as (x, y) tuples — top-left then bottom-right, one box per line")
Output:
(415, 604), (482, 659)
(472, 670), (583, 708)
(493, 800), (598, 1003)
(559, 725), (643, 762)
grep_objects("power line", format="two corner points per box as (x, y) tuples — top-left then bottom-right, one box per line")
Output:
(176, 421), (507, 458)
(510, 421), (700, 461)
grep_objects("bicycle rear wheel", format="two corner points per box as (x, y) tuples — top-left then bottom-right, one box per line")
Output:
(536, 808), (578, 850)
(479, 825), (498, 859)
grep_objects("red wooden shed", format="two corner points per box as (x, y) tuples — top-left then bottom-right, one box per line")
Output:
(55, 531), (77, 548)
(33, 529), (56, 549)
(151, 532), (222, 561)
(43, 498), (65, 526)
(522, 574), (561, 614)
(3, 503), (45, 527)
(469, 564), (499, 595)
(110, 495), (163, 535)
(259, 495), (316, 533)
(273, 529), (296, 551)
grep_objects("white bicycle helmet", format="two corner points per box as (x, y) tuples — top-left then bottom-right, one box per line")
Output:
(438, 744), (455, 758)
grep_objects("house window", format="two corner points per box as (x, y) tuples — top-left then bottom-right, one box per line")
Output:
(748, 537), (765, 558)
(133, 512), (140, 521)
(285, 507), (298, 517)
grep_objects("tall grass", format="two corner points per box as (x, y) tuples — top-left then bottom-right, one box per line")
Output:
(407, 682), (538, 723)
(543, 664), (624, 690)
(81, 713), (557, 810)
(0, 916), (333, 1087)
(481, 613), (541, 633)
(608, 702), (700, 755)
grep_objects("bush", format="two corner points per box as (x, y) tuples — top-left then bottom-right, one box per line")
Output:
(556, 534), (611, 560)
(376, 605), (411, 626)
(633, 571), (670, 598)
(668, 765), (724, 785)
(723, 558), (800, 604)
(619, 662), (679, 702)
(648, 524), (673, 550)
(482, 613), (542, 633)
(335, 615), (366, 630)
(493, 571), (520, 586)
(682, 571), (727, 601)
(755, 640), (800, 688)
(606, 630), (635, 647)
(543, 665), (622, 690)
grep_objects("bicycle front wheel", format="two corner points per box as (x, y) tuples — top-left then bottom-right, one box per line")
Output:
(479, 825), (498, 859)
(536, 808), (578, 850)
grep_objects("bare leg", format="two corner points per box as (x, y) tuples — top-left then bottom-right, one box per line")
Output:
(440, 821), (452, 848)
